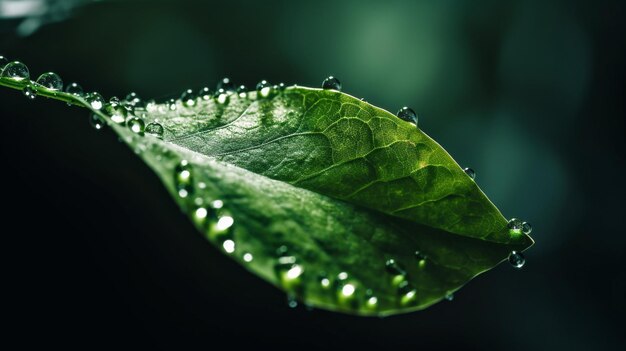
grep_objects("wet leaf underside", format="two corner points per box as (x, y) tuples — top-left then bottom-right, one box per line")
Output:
(1, 77), (533, 316)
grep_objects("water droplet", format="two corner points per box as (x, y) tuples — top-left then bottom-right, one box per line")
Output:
(243, 252), (253, 262)
(256, 80), (272, 98)
(35, 72), (63, 91)
(109, 96), (120, 104)
(198, 87), (211, 100)
(337, 272), (349, 281)
(397, 107), (418, 125)
(398, 281), (417, 305)
(217, 77), (235, 92)
(277, 82), (286, 90)
(167, 98), (177, 111)
(1, 61), (29, 82)
(322, 76), (341, 91)
(385, 259), (406, 276)
(320, 277), (331, 288)
(508, 251), (525, 269)
(287, 294), (298, 308)
(366, 296), (378, 307)
(237, 85), (247, 98)
(275, 255), (304, 293)
(65, 82), (83, 96)
(522, 222), (532, 235)
(125, 92), (144, 108)
(463, 167), (476, 180)
(103, 102), (127, 124)
(276, 245), (289, 256)
(145, 122), (164, 138)
(86, 92), (104, 110)
(127, 117), (145, 135)
(222, 239), (236, 253)
(341, 283), (356, 297)
(89, 113), (106, 130)
(174, 160), (194, 198)
(445, 293), (454, 301)
(22, 85), (36, 100)
(414, 251), (427, 267)
(507, 218), (523, 233)
(215, 89), (229, 105)
(0, 55), (8, 70)
(180, 89), (197, 107)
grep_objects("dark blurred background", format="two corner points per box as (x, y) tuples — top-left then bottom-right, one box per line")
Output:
(0, 0), (624, 349)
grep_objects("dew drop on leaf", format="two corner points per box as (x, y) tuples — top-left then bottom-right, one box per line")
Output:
(237, 85), (247, 98)
(174, 160), (193, 198)
(198, 87), (211, 101)
(397, 106), (418, 125)
(0, 55), (8, 70)
(507, 218), (523, 232)
(35, 72), (63, 91)
(89, 113), (106, 130)
(445, 293), (454, 301)
(127, 116), (145, 135)
(463, 167), (476, 180)
(64, 82), (83, 96)
(145, 122), (164, 138)
(86, 92), (104, 110)
(215, 89), (229, 105)
(522, 222), (532, 235)
(125, 92), (144, 107)
(167, 98), (177, 111)
(22, 84), (36, 100)
(243, 252), (253, 262)
(1, 61), (29, 82)
(322, 76), (341, 91)
(256, 80), (272, 98)
(180, 89), (197, 107)
(508, 251), (525, 269)
(104, 102), (127, 124)
(385, 258), (406, 276)
(287, 294), (298, 308)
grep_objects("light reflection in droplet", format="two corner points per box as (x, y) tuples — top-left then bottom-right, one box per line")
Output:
(243, 253), (253, 262)
(286, 264), (303, 280)
(321, 278), (330, 287)
(195, 207), (208, 219)
(216, 216), (234, 231)
(223, 239), (235, 253)
(341, 284), (355, 297)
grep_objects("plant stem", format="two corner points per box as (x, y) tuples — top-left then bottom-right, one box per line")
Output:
(0, 77), (87, 107)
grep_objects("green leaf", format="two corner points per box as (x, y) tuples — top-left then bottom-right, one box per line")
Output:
(0, 75), (533, 316)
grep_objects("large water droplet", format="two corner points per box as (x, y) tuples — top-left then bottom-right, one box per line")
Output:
(256, 80), (272, 98)
(174, 160), (193, 198)
(127, 116), (145, 135)
(397, 107), (418, 125)
(522, 222), (532, 235)
(237, 85), (247, 98)
(463, 167), (476, 180)
(180, 89), (197, 107)
(217, 77), (235, 92)
(508, 251), (525, 269)
(86, 92), (104, 110)
(23, 85), (36, 100)
(322, 76), (341, 91)
(104, 102), (127, 124)
(35, 72), (63, 91)
(199, 87), (211, 101)
(89, 113), (106, 130)
(507, 218), (523, 233)
(65, 82), (83, 96)
(1, 61), (29, 82)
(145, 122), (164, 138)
